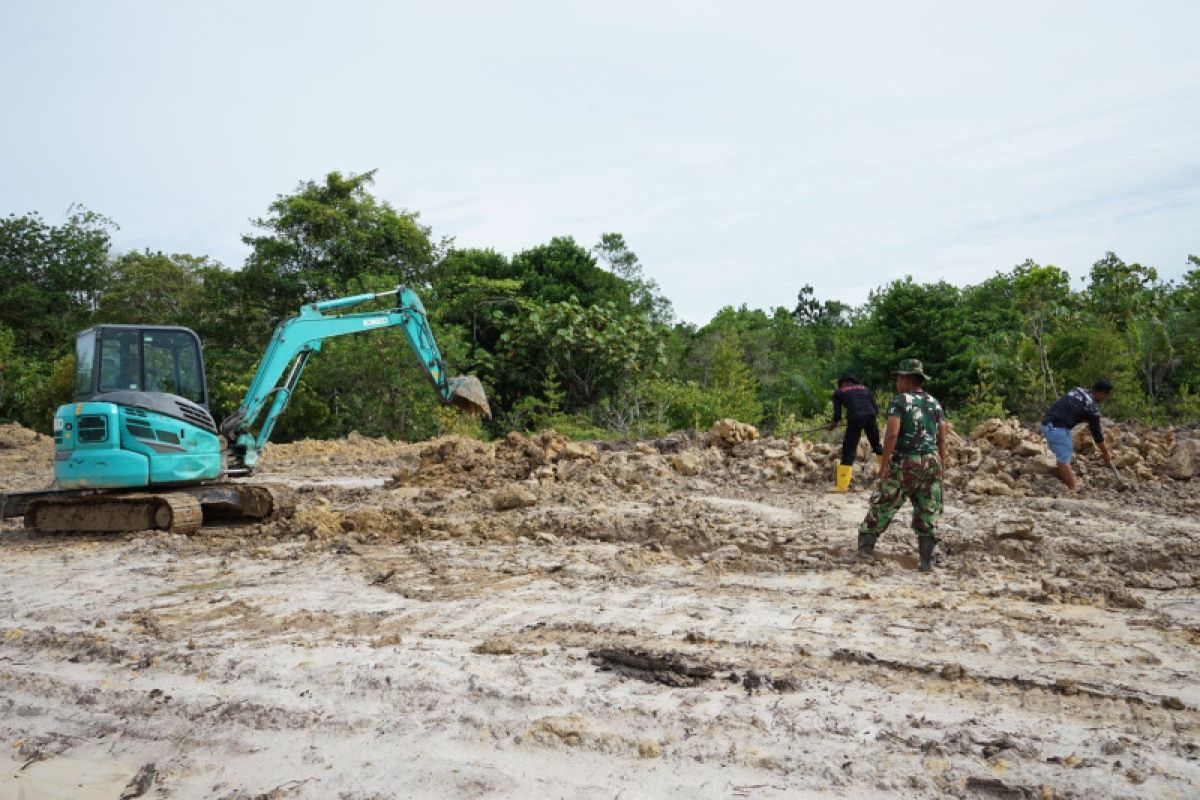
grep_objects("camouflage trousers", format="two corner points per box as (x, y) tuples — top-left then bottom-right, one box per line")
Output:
(857, 452), (942, 540)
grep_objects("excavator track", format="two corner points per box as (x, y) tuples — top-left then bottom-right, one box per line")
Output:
(24, 492), (203, 534)
(6, 482), (294, 535)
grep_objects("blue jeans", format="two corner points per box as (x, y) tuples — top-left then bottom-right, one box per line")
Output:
(1042, 423), (1074, 464)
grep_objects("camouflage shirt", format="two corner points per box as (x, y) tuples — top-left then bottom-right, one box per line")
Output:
(887, 390), (945, 456)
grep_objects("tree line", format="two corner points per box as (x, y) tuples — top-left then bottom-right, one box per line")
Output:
(2, 170), (1198, 441)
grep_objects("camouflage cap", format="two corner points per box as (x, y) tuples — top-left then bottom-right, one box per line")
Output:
(892, 358), (930, 379)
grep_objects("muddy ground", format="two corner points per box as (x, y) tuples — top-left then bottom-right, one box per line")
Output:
(1, 421), (1198, 799)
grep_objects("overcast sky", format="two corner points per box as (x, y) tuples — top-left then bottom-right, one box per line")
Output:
(3, 1), (1198, 323)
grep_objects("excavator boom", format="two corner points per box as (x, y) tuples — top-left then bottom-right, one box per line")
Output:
(220, 286), (490, 474)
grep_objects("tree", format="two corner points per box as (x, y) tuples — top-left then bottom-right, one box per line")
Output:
(593, 232), (673, 324)
(509, 236), (632, 310)
(240, 170), (437, 330)
(96, 250), (220, 327)
(429, 247), (523, 360)
(492, 297), (663, 413)
(852, 277), (974, 407)
(792, 284), (850, 360)
(0, 207), (114, 358)
(1011, 261), (1072, 407)
(1085, 251), (1158, 331)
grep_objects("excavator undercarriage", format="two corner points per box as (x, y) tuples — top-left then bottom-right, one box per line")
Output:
(3, 483), (295, 535)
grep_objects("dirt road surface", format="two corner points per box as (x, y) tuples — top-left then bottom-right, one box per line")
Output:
(2, 423), (1198, 798)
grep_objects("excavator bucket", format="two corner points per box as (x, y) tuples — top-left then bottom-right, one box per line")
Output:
(448, 376), (492, 418)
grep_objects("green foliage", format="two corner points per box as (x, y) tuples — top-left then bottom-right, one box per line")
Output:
(2, 173), (1197, 448)
(637, 369), (763, 433)
(496, 372), (607, 440)
(240, 170), (436, 331)
(96, 250), (227, 329)
(950, 364), (1007, 434)
(0, 324), (75, 433)
(509, 237), (633, 311)
(593, 232), (674, 324)
(1085, 252), (1159, 331)
(0, 207), (113, 358)
(852, 277), (975, 406)
(670, 304), (823, 429)
(492, 297), (664, 414)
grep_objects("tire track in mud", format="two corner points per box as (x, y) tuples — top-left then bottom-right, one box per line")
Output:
(4, 424), (1200, 798)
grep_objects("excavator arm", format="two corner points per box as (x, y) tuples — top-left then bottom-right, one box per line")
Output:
(219, 286), (489, 474)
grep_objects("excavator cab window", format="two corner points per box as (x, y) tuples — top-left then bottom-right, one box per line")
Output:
(143, 330), (203, 403)
(98, 330), (141, 392)
(74, 330), (96, 397)
(79, 326), (208, 405)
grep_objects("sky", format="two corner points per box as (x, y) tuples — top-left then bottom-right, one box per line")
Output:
(2, 1), (1198, 324)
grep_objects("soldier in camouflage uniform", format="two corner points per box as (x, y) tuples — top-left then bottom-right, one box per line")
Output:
(856, 358), (947, 571)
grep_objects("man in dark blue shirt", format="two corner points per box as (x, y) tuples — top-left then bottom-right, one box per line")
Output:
(1041, 380), (1114, 491)
(826, 373), (883, 491)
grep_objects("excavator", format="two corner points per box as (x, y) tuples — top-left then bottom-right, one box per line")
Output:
(1, 286), (490, 534)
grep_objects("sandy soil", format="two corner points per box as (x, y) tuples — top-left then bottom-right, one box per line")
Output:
(1, 422), (1198, 799)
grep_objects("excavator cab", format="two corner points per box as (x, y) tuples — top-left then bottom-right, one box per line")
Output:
(75, 325), (209, 405)
(56, 326), (223, 490)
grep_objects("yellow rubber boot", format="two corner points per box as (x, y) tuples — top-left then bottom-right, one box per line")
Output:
(828, 464), (853, 493)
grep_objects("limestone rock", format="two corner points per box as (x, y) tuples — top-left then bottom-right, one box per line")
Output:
(970, 418), (1024, 450)
(966, 476), (1015, 496)
(560, 441), (599, 461)
(994, 516), (1038, 540)
(1072, 426), (1097, 456)
(1167, 439), (1200, 480)
(670, 452), (704, 476)
(704, 543), (741, 562)
(707, 418), (759, 448)
(1029, 452), (1059, 475)
(1012, 439), (1043, 458)
(788, 444), (814, 468)
(493, 484), (538, 511)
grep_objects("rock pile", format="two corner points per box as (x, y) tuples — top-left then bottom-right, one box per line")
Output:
(387, 431), (603, 491)
(369, 417), (1198, 503)
(950, 417), (1198, 494)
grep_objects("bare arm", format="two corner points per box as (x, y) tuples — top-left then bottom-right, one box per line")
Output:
(879, 415), (901, 480)
(937, 420), (948, 467)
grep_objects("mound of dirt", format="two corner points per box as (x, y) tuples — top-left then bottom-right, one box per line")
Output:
(0, 422), (45, 450)
(259, 431), (420, 470)
(359, 417), (1199, 510)
(387, 431), (600, 491)
(263, 500), (428, 544)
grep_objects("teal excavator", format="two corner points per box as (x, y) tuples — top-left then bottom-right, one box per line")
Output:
(2, 286), (490, 534)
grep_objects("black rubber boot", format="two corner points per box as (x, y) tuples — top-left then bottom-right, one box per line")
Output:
(917, 537), (936, 572)
(857, 533), (876, 557)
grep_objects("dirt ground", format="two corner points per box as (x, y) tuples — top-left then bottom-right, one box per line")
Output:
(1, 420), (1198, 799)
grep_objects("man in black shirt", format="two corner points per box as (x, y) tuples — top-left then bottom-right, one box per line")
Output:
(1040, 380), (1115, 491)
(826, 373), (883, 492)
